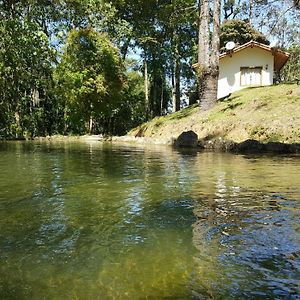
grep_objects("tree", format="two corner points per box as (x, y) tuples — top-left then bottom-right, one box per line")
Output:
(219, 0), (299, 48)
(105, 0), (163, 117)
(197, 0), (221, 111)
(242, 0), (299, 48)
(0, 0), (58, 138)
(111, 65), (147, 135)
(1, 0), (298, 138)
(281, 45), (300, 83)
(220, 19), (269, 52)
(223, 0), (247, 20)
(55, 28), (124, 134)
(107, 0), (197, 116)
(161, 0), (197, 112)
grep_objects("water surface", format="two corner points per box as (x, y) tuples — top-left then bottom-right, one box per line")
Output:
(0, 141), (299, 299)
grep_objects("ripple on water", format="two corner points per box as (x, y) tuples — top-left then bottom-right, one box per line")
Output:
(192, 191), (300, 299)
(1, 144), (300, 299)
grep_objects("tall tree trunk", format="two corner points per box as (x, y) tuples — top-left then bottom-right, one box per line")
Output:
(198, 0), (221, 111)
(172, 57), (181, 112)
(63, 105), (68, 134)
(160, 74), (164, 115)
(144, 57), (149, 118)
(89, 116), (93, 134)
(88, 102), (93, 134)
(198, 0), (211, 110)
(172, 31), (181, 113)
(175, 53), (181, 112)
(198, 0), (210, 72)
(212, 0), (221, 66)
(171, 71), (176, 112)
(209, 0), (221, 106)
(152, 79), (157, 118)
(14, 111), (20, 139)
(249, 0), (254, 24)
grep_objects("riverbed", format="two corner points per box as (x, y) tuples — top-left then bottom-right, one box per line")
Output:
(0, 141), (299, 299)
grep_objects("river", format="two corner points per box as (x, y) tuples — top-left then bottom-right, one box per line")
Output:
(0, 141), (299, 299)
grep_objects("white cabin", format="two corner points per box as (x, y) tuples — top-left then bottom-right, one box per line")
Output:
(217, 41), (290, 99)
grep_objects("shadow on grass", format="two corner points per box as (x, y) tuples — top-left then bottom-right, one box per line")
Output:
(169, 104), (198, 120)
(220, 101), (243, 112)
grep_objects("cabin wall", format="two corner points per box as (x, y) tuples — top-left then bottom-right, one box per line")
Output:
(218, 47), (274, 99)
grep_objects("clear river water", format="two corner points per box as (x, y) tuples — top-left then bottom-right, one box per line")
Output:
(0, 141), (300, 299)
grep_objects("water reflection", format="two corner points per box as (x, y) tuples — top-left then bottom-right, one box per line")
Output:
(190, 153), (300, 298)
(0, 142), (299, 299)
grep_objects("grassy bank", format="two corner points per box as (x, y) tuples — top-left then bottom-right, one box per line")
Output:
(129, 84), (300, 144)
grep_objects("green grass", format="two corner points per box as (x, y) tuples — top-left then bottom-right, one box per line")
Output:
(129, 84), (300, 144)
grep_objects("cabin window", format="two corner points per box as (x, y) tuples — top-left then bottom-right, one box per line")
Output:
(240, 67), (262, 86)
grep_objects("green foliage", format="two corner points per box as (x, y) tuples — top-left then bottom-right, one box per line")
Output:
(55, 28), (124, 134)
(52, 0), (132, 49)
(111, 69), (147, 135)
(110, 0), (197, 116)
(222, 1), (300, 48)
(220, 19), (269, 52)
(0, 0), (298, 139)
(281, 46), (300, 83)
(0, 1), (59, 138)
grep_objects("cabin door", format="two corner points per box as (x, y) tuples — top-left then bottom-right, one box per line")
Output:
(240, 67), (262, 86)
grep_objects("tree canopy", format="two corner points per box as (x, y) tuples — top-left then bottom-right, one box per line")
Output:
(55, 28), (124, 134)
(0, 0), (299, 138)
(220, 19), (269, 52)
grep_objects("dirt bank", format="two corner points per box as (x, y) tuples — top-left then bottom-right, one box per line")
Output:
(129, 84), (300, 146)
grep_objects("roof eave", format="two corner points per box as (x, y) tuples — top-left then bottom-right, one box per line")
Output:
(193, 41), (290, 71)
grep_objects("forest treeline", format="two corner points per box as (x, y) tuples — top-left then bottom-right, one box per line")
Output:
(0, 0), (299, 138)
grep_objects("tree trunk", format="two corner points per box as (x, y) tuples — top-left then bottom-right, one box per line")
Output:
(89, 115), (93, 134)
(14, 111), (20, 139)
(200, 73), (219, 111)
(209, 0), (221, 106)
(152, 79), (157, 118)
(198, 0), (210, 72)
(172, 31), (181, 113)
(88, 102), (93, 134)
(63, 103), (68, 134)
(171, 71), (176, 112)
(175, 53), (181, 112)
(172, 57), (181, 113)
(198, 0), (221, 111)
(198, 0), (211, 110)
(160, 75), (164, 115)
(144, 58), (149, 118)
(212, 0), (221, 66)
(249, 0), (254, 24)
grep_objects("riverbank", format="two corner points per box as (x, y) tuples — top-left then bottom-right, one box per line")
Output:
(9, 84), (300, 154)
(32, 132), (300, 154)
(126, 84), (300, 153)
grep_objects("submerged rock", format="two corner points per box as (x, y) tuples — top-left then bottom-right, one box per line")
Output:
(199, 137), (237, 152)
(265, 142), (291, 153)
(289, 143), (300, 153)
(235, 140), (300, 154)
(236, 139), (266, 153)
